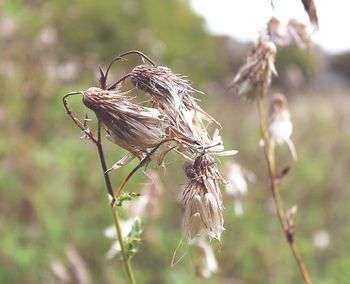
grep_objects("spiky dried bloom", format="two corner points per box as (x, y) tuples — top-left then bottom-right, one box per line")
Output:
(231, 39), (277, 100)
(263, 18), (311, 49)
(82, 87), (168, 158)
(182, 154), (224, 241)
(129, 64), (223, 155)
(268, 93), (297, 160)
(264, 17), (289, 46)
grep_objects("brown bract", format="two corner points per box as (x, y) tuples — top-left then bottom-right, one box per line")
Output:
(182, 154), (224, 241)
(231, 39), (277, 100)
(130, 64), (221, 156)
(82, 87), (168, 158)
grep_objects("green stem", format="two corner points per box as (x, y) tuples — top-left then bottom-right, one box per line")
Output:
(95, 124), (136, 284)
(111, 206), (136, 284)
(257, 96), (312, 284)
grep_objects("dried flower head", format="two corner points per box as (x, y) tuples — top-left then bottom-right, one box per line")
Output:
(182, 154), (224, 241)
(268, 93), (297, 160)
(264, 17), (289, 46)
(128, 64), (234, 160)
(231, 39), (277, 100)
(263, 17), (311, 49)
(224, 162), (250, 216)
(82, 87), (168, 158)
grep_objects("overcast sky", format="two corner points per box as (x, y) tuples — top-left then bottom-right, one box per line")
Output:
(190, 0), (349, 54)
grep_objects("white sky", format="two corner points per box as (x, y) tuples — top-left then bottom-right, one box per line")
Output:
(190, 0), (350, 54)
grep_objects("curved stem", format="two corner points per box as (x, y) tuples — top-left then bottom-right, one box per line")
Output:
(94, 125), (136, 284)
(257, 96), (312, 284)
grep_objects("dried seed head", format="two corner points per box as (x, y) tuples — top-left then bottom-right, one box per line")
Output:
(182, 154), (224, 241)
(263, 17), (311, 49)
(130, 64), (223, 156)
(268, 93), (297, 160)
(231, 39), (277, 100)
(224, 162), (248, 216)
(82, 87), (168, 157)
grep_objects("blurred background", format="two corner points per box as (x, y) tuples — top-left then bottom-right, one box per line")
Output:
(1, 0), (349, 283)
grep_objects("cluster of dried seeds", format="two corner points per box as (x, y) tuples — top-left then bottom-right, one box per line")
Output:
(64, 51), (235, 241)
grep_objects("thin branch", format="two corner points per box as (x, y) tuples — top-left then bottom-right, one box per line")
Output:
(63, 94), (136, 283)
(111, 204), (136, 284)
(114, 139), (172, 199)
(96, 121), (115, 201)
(257, 95), (312, 284)
(63, 91), (97, 143)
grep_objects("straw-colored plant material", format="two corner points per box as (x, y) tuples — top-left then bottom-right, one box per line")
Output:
(231, 39), (277, 100)
(286, 19), (311, 48)
(224, 162), (249, 216)
(182, 154), (224, 241)
(268, 93), (297, 160)
(263, 17), (311, 48)
(129, 64), (229, 157)
(194, 238), (218, 278)
(82, 87), (168, 159)
(301, 0), (319, 29)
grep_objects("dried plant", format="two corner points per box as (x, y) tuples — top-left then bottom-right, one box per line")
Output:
(129, 64), (224, 155)
(224, 161), (255, 216)
(268, 93), (297, 160)
(230, 39), (277, 100)
(232, 32), (313, 283)
(193, 238), (218, 279)
(182, 154), (225, 241)
(82, 87), (168, 159)
(64, 50), (233, 283)
(263, 17), (311, 49)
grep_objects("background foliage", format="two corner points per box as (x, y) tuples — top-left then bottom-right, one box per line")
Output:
(1, 0), (349, 283)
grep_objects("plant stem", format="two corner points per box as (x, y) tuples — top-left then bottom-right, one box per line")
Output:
(95, 125), (136, 284)
(111, 206), (136, 284)
(257, 96), (312, 284)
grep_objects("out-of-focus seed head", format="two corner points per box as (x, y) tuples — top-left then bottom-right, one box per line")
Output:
(224, 162), (249, 216)
(182, 154), (224, 241)
(231, 39), (277, 100)
(262, 17), (311, 49)
(194, 238), (218, 278)
(268, 93), (297, 160)
(82, 87), (168, 158)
